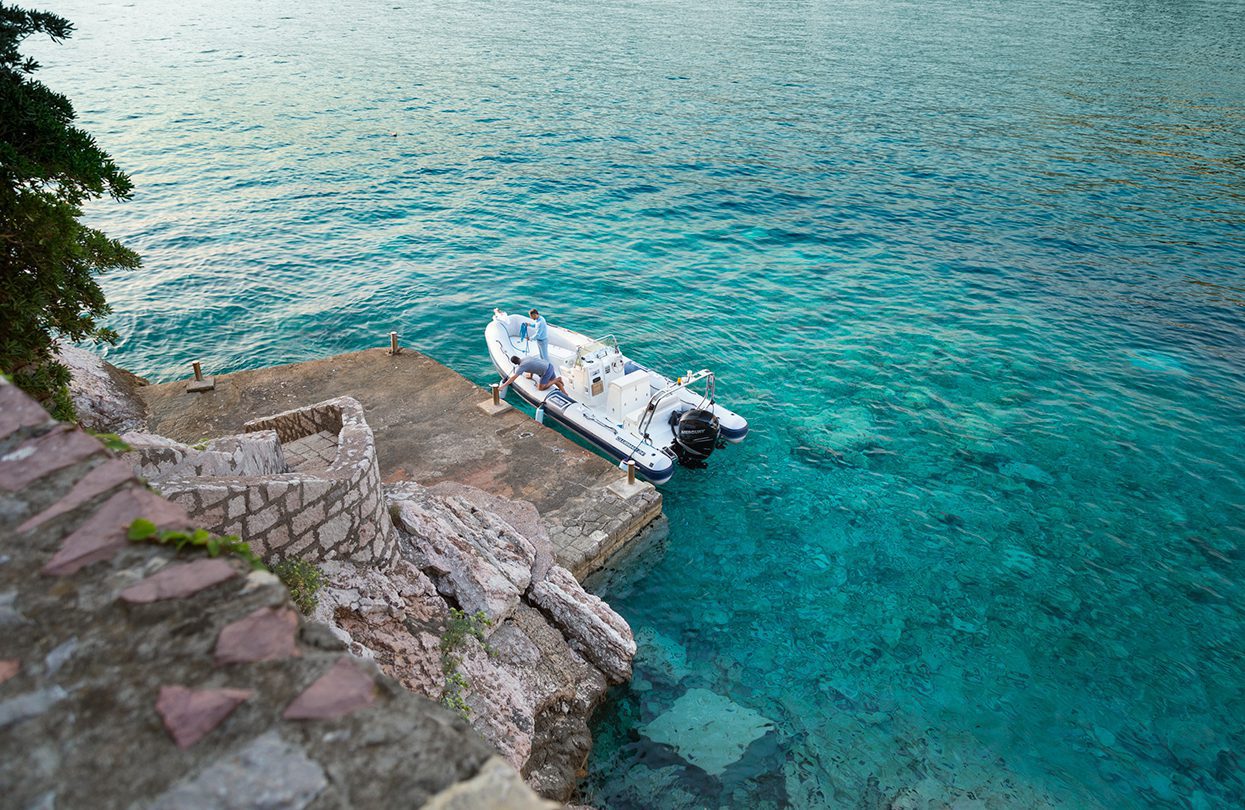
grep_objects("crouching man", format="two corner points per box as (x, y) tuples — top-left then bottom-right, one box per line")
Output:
(503, 354), (566, 395)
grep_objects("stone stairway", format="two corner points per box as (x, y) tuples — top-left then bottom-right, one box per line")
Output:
(0, 379), (556, 810)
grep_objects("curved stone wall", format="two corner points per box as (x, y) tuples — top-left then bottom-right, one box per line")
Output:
(126, 397), (396, 568)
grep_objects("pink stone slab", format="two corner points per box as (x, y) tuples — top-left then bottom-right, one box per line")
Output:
(156, 684), (253, 749)
(0, 659), (19, 685)
(215, 606), (300, 665)
(18, 459), (136, 533)
(0, 425), (102, 492)
(121, 559), (239, 604)
(0, 384), (49, 440)
(42, 487), (191, 577)
(283, 658), (376, 720)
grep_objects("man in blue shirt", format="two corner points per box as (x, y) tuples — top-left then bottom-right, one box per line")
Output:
(504, 354), (565, 394)
(528, 308), (549, 360)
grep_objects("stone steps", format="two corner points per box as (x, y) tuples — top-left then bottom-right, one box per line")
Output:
(0, 380), (557, 810)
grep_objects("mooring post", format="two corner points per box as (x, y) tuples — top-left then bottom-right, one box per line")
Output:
(491, 383), (500, 406)
(627, 460), (636, 486)
(186, 359), (214, 392)
(388, 331), (400, 355)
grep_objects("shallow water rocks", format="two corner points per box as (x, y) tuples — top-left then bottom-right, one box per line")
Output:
(641, 688), (775, 775)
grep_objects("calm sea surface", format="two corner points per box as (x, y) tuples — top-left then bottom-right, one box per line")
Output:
(32, 0), (1245, 806)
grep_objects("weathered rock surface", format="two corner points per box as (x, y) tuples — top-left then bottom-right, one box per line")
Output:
(0, 379), (554, 810)
(531, 565), (637, 684)
(57, 343), (148, 433)
(306, 480), (636, 802)
(390, 483), (536, 624)
(314, 550), (618, 802)
(428, 481), (556, 585)
(122, 430), (288, 480)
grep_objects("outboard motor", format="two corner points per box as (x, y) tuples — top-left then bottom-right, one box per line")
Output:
(670, 408), (721, 468)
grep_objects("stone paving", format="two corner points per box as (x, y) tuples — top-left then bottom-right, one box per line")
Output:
(283, 430), (339, 471)
(0, 379), (557, 809)
(141, 348), (663, 580)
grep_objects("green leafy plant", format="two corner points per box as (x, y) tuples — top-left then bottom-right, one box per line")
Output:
(274, 558), (324, 614)
(439, 608), (492, 719)
(126, 519), (267, 571)
(90, 431), (130, 453)
(1, 5), (141, 419)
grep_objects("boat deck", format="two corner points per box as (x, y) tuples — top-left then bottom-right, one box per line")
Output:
(140, 347), (663, 580)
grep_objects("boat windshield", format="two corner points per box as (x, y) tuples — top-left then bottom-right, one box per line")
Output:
(573, 334), (620, 366)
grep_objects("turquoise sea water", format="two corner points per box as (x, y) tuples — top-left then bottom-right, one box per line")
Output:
(32, 0), (1245, 806)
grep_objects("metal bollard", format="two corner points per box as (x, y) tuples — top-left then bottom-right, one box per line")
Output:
(491, 383), (500, 405)
(192, 360), (204, 382)
(388, 331), (400, 355)
(627, 460), (636, 486)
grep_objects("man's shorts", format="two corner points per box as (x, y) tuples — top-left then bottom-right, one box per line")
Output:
(540, 364), (556, 386)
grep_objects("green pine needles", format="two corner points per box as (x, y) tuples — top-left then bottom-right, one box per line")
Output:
(1, 5), (140, 420)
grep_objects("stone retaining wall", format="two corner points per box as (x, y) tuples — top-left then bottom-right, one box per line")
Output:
(126, 397), (396, 568)
(0, 379), (556, 810)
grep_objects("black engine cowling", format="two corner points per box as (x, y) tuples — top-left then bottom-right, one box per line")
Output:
(670, 408), (721, 468)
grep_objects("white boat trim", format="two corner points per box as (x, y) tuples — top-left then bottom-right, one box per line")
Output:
(485, 310), (748, 484)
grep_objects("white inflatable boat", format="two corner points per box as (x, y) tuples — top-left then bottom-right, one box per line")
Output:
(485, 309), (748, 484)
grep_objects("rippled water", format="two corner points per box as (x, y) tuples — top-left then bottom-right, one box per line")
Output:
(33, 0), (1245, 806)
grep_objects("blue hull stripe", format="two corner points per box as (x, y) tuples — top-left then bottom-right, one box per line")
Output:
(491, 358), (674, 484)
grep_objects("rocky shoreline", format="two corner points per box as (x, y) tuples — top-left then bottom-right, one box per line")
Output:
(53, 345), (641, 804)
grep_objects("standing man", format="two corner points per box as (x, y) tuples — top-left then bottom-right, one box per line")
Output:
(529, 308), (549, 360)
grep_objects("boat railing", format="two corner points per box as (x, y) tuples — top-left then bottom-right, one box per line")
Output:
(636, 369), (715, 437)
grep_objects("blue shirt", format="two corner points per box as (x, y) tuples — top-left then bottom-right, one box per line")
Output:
(532, 316), (548, 341)
(515, 356), (551, 376)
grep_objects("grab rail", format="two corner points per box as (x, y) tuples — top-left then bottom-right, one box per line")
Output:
(636, 370), (715, 438)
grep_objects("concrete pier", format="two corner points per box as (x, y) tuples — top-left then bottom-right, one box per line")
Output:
(140, 348), (663, 579)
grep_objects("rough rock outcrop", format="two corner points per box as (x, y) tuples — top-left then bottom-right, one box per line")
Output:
(530, 565), (636, 684)
(105, 392), (635, 801)
(310, 480), (636, 802)
(390, 483), (535, 624)
(57, 344), (148, 433)
(0, 378), (556, 810)
(428, 481), (556, 585)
